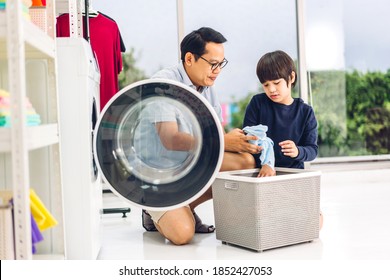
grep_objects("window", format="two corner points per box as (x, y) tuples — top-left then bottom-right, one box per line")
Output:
(182, 0), (298, 104)
(305, 0), (390, 157)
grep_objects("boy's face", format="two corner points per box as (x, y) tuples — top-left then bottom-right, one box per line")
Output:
(184, 42), (226, 88)
(262, 72), (295, 105)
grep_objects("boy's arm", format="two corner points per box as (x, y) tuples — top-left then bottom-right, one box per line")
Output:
(294, 108), (318, 161)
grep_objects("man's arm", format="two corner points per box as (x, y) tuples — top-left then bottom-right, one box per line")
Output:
(155, 121), (195, 151)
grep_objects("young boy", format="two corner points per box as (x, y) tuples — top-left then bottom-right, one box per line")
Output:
(243, 50), (323, 229)
(243, 50), (318, 176)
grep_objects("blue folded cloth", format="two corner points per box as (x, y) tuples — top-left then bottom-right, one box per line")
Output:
(243, 124), (275, 169)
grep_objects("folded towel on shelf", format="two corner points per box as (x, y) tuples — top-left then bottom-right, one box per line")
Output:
(0, 116), (9, 127)
(0, 89), (42, 127)
(0, 98), (11, 107)
(0, 1), (32, 14)
(243, 124), (275, 169)
(0, 115), (41, 127)
(27, 114), (41, 126)
(0, 89), (9, 97)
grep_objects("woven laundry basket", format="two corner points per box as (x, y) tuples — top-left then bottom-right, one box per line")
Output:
(212, 168), (321, 252)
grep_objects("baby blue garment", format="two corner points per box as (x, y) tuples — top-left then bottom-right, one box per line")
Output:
(243, 124), (275, 169)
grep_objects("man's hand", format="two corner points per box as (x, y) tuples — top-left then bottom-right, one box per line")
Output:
(224, 128), (262, 154)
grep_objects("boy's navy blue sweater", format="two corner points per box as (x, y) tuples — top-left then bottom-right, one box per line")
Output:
(243, 93), (318, 169)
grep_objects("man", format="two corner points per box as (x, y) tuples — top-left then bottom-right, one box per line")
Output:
(142, 27), (261, 245)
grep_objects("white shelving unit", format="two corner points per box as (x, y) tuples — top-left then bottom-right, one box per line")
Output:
(0, 0), (65, 259)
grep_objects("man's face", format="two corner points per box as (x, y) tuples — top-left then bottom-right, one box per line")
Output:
(185, 42), (226, 88)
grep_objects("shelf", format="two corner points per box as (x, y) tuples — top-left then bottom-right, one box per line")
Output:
(33, 254), (65, 260)
(0, 0), (65, 260)
(0, 124), (59, 152)
(0, 12), (56, 59)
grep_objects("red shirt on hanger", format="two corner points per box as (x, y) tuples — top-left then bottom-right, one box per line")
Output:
(56, 13), (123, 111)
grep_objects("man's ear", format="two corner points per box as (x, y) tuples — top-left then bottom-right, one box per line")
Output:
(184, 52), (194, 66)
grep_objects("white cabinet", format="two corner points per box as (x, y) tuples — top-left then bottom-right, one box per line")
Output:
(0, 0), (65, 259)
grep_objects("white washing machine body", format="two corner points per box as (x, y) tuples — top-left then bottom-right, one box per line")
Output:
(57, 37), (102, 260)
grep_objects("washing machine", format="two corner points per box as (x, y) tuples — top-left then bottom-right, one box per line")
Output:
(57, 37), (102, 259)
(94, 79), (224, 211)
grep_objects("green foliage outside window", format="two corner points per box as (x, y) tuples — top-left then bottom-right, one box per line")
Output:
(344, 70), (390, 156)
(118, 47), (148, 89)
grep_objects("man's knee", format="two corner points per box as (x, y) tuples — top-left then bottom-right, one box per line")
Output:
(241, 152), (256, 169)
(156, 208), (195, 245)
(167, 225), (195, 245)
(222, 152), (255, 171)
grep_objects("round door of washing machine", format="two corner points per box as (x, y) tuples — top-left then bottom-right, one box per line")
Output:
(94, 79), (224, 211)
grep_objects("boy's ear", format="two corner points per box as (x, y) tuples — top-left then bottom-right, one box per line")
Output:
(290, 71), (296, 84)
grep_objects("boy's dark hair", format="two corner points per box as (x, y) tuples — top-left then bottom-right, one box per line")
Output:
(256, 50), (297, 88)
(180, 27), (227, 61)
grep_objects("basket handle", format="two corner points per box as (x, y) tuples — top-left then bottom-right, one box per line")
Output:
(224, 181), (239, 190)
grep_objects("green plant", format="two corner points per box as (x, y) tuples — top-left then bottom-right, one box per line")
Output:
(118, 47), (148, 89)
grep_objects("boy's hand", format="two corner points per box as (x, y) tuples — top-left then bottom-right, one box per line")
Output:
(279, 140), (298, 158)
(257, 164), (276, 177)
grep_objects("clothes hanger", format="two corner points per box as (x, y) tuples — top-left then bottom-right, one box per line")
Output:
(81, 0), (99, 17)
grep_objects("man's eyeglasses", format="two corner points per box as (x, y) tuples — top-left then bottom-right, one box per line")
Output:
(199, 56), (228, 71)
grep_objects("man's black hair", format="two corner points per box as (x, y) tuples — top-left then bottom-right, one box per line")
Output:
(180, 27), (227, 61)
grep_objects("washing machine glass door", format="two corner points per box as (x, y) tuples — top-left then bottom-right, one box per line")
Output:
(94, 79), (224, 211)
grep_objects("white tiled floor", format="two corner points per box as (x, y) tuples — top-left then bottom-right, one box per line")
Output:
(97, 167), (390, 260)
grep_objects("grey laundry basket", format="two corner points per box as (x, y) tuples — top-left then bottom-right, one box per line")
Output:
(212, 168), (321, 252)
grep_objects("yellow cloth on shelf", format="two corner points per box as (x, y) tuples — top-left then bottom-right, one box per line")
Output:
(30, 188), (58, 231)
